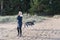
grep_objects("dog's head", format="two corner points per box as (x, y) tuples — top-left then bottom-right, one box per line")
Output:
(32, 20), (36, 23)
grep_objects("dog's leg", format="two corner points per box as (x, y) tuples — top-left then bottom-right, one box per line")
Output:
(26, 24), (28, 27)
(24, 24), (28, 28)
(25, 23), (28, 27)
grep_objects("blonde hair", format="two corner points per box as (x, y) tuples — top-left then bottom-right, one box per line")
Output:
(18, 11), (23, 17)
(18, 11), (22, 15)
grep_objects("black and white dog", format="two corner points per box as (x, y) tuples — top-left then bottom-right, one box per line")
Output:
(24, 20), (36, 27)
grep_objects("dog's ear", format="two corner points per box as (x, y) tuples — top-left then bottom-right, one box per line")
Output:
(33, 20), (36, 22)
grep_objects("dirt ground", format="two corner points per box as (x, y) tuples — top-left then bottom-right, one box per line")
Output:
(0, 17), (60, 40)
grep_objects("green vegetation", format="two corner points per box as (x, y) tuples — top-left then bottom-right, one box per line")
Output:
(0, 0), (60, 16)
(0, 14), (47, 23)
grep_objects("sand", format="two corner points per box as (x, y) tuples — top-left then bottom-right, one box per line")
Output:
(0, 17), (60, 40)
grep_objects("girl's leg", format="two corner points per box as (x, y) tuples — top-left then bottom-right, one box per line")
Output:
(19, 24), (22, 37)
(20, 27), (22, 37)
(17, 27), (19, 36)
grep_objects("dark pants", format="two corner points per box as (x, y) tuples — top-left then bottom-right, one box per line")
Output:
(17, 23), (22, 36)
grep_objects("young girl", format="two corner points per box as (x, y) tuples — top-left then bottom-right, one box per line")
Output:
(17, 11), (23, 37)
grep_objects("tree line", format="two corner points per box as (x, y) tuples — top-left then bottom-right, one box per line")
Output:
(0, 0), (60, 16)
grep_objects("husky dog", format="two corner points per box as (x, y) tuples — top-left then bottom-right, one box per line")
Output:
(24, 20), (36, 27)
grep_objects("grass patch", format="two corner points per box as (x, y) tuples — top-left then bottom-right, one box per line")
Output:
(0, 14), (47, 23)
